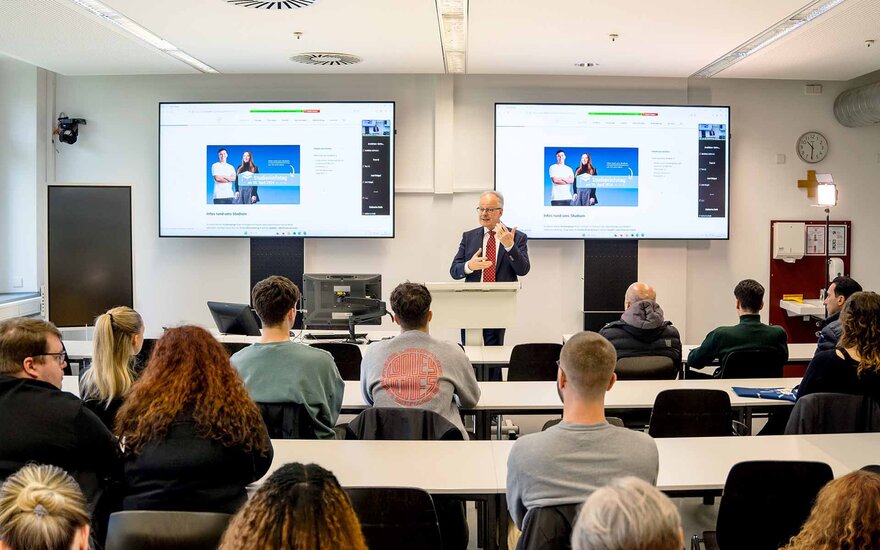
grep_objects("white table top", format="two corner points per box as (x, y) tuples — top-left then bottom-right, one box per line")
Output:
(63, 376), (799, 410)
(62, 338), (509, 365)
(476, 378), (798, 411)
(260, 439), (503, 494)
(258, 433), (880, 496)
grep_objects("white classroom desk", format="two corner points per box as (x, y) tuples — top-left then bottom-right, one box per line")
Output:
(563, 335), (818, 363)
(260, 433), (880, 550)
(62, 338), (503, 366)
(491, 433), (880, 495)
(335, 378), (798, 413)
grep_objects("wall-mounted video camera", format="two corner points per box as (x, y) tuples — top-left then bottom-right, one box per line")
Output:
(55, 113), (87, 145)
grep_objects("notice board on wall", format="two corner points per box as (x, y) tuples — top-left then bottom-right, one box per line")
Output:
(48, 186), (133, 327)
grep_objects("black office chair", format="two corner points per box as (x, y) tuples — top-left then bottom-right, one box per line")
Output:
(105, 511), (232, 550)
(717, 349), (785, 379)
(257, 401), (318, 439)
(785, 392), (880, 434)
(615, 356), (677, 380)
(507, 343), (563, 381)
(648, 389), (734, 438)
(692, 460), (833, 550)
(516, 503), (580, 550)
(311, 342), (362, 381)
(345, 407), (464, 441)
(347, 487), (442, 550)
(222, 342), (250, 356)
(345, 408), (467, 549)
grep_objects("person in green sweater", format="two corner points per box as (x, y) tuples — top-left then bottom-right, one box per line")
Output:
(687, 279), (788, 378)
(231, 276), (344, 439)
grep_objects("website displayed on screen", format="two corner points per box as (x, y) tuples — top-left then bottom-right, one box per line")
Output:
(495, 103), (730, 240)
(160, 102), (395, 237)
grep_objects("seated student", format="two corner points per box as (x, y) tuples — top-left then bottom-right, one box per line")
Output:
(817, 275), (862, 353)
(80, 306), (145, 430)
(230, 276), (343, 439)
(218, 462), (368, 550)
(572, 476), (682, 550)
(0, 318), (117, 506)
(115, 325), (273, 514)
(506, 332), (658, 529)
(598, 282), (681, 364)
(799, 291), (880, 401)
(360, 282), (481, 439)
(0, 464), (91, 550)
(687, 279), (788, 377)
(781, 469), (880, 549)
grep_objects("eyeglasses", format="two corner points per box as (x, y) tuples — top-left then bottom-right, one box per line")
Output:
(32, 351), (68, 364)
(476, 207), (502, 213)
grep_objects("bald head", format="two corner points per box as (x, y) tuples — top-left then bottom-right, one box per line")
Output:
(624, 282), (656, 310)
(560, 332), (617, 399)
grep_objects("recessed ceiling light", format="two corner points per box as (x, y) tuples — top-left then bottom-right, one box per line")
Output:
(692, 0), (847, 77)
(66, 0), (218, 73)
(436, 0), (468, 74)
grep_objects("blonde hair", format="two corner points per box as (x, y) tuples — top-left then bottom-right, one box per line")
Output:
(782, 469), (880, 549)
(572, 477), (681, 550)
(0, 464), (90, 550)
(81, 306), (142, 406)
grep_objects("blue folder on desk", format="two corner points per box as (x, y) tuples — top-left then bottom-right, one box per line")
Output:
(732, 387), (798, 402)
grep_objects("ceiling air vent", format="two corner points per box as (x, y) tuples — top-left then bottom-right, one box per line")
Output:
(226, 0), (318, 9)
(290, 52), (362, 66)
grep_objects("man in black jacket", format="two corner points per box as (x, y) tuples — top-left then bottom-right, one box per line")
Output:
(598, 282), (682, 365)
(816, 276), (862, 353)
(0, 318), (118, 505)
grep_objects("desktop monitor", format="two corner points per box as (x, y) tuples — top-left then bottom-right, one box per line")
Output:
(302, 274), (383, 330)
(207, 301), (262, 336)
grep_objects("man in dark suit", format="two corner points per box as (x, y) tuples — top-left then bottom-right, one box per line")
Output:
(450, 190), (530, 346)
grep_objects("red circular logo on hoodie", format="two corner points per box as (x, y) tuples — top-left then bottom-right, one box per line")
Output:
(381, 348), (442, 406)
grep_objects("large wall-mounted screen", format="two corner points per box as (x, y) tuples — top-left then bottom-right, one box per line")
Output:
(160, 102), (394, 238)
(495, 103), (730, 240)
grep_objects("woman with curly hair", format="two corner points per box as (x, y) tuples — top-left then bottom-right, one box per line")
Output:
(799, 291), (880, 400)
(0, 464), (91, 550)
(115, 325), (273, 513)
(781, 469), (880, 549)
(218, 463), (367, 550)
(80, 306), (144, 430)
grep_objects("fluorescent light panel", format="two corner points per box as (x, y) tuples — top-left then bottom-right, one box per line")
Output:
(436, 0), (468, 73)
(692, 0), (846, 78)
(67, 0), (219, 73)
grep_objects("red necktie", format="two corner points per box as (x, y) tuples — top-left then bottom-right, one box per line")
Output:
(484, 230), (497, 282)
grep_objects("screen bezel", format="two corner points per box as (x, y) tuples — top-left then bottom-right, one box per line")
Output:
(494, 102), (731, 241)
(158, 100), (396, 239)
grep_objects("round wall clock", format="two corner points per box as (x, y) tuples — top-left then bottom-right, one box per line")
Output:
(796, 131), (828, 163)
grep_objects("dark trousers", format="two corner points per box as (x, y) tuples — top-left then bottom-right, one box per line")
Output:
(550, 199), (570, 206)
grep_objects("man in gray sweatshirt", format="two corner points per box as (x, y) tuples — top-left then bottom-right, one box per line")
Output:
(506, 331), (659, 529)
(361, 282), (481, 439)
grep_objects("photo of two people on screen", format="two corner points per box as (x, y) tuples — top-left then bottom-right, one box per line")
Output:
(544, 146), (639, 208)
